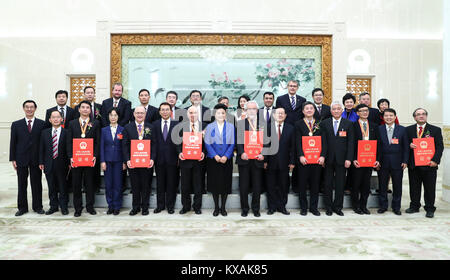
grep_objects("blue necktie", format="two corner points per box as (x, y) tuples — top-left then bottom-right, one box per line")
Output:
(266, 108), (270, 125)
(333, 120), (338, 136)
(163, 120), (168, 141)
(291, 96), (296, 110)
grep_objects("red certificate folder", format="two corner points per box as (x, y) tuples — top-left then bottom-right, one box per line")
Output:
(244, 131), (263, 159)
(357, 140), (377, 167)
(130, 140), (151, 168)
(183, 132), (202, 160)
(302, 136), (322, 164)
(413, 137), (435, 166)
(72, 138), (94, 167)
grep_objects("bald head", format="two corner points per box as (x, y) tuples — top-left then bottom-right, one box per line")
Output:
(134, 105), (146, 123)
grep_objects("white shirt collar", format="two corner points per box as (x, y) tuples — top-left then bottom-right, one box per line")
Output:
(417, 123), (426, 129)
(135, 121), (144, 127)
(386, 123), (395, 130)
(25, 117), (35, 122)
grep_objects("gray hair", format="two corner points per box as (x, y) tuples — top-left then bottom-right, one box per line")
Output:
(244, 100), (259, 110)
(330, 101), (343, 110)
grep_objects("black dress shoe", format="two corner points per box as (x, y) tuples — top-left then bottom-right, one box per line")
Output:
(61, 209), (69, 215)
(168, 208), (175, 214)
(334, 210), (344, 216)
(142, 209), (149, 215)
(195, 209), (202, 215)
(326, 210), (333, 216)
(74, 211), (82, 217)
(425, 211), (434, 218)
(241, 210), (248, 217)
(405, 208), (420, 214)
(300, 210), (307, 216)
(113, 209), (120, 216)
(361, 208), (371, 215)
(377, 208), (387, 214)
(87, 209), (97, 215)
(107, 208), (113, 215)
(15, 210), (28, 216)
(267, 209), (275, 215)
(310, 210), (321, 216)
(353, 208), (363, 215)
(153, 208), (163, 214)
(213, 209), (220, 216)
(280, 209), (290, 215)
(393, 210), (402, 215)
(220, 209), (227, 216)
(129, 209), (140, 216)
(179, 208), (189, 214)
(35, 209), (45, 215)
(45, 208), (58, 215)
(253, 211), (261, 217)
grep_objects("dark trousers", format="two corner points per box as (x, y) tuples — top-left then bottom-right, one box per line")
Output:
(298, 164), (321, 211)
(291, 165), (298, 192)
(266, 168), (289, 211)
(71, 166), (95, 211)
(155, 164), (178, 210)
(104, 161), (123, 210)
(16, 165), (42, 212)
(378, 168), (403, 211)
(324, 162), (346, 211)
(45, 162), (68, 210)
(408, 167), (437, 212)
(351, 167), (372, 210)
(129, 168), (152, 210)
(180, 165), (202, 211)
(238, 161), (263, 212)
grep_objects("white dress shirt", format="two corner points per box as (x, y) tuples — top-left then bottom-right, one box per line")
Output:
(25, 117), (36, 129)
(52, 126), (61, 142)
(161, 118), (171, 133)
(110, 125), (118, 140)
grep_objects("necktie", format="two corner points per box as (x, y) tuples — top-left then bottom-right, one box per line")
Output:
(278, 124), (282, 140)
(171, 109), (175, 120)
(113, 100), (118, 108)
(138, 124), (142, 136)
(266, 108), (270, 123)
(191, 123), (195, 133)
(317, 105), (322, 114)
(91, 105), (95, 120)
(163, 121), (168, 141)
(363, 122), (367, 134)
(52, 129), (58, 159)
(388, 126), (393, 144)
(418, 126), (423, 138)
(291, 96), (296, 110)
(333, 120), (338, 136)
(60, 107), (65, 120)
(27, 120), (32, 133)
(308, 121), (313, 131)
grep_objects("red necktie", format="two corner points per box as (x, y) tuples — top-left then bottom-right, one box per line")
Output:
(278, 124), (282, 140)
(418, 126), (423, 138)
(27, 120), (32, 133)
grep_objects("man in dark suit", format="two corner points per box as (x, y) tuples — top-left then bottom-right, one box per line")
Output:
(405, 108), (444, 218)
(377, 108), (409, 215)
(312, 88), (332, 121)
(73, 86), (102, 122)
(101, 82), (132, 127)
(351, 104), (381, 215)
(236, 100), (266, 217)
(264, 107), (294, 215)
(175, 106), (206, 215)
(10, 100), (46, 216)
(359, 92), (381, 126)
(130, 89), (159, 124)
(122, 106), (155, 216)
(66, 101), (101, 217)
(320, 101), (355, 216)
(167, 91), (184, 122)
(44, 90), (75, 129)
(39, 110), (69, 215)
(152, 103), (180, 214)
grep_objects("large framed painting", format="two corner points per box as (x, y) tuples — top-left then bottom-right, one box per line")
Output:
(111, 34), (332, 109)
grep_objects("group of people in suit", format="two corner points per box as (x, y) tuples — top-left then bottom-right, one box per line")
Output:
(9, 80), (444, 219)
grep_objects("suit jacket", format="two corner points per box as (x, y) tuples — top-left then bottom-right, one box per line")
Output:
(176, 120), (208, 168)
(204, 121), (235, 160)
(152, 119), (179, 166)
(295, 119), (327, 161)
(313, 104), (332, 121)
(66, 118), (101, 159)
(368, 107), (381, 125)
(266, 122), (295, 170)
(130, 105), (159, 124)
(378, 124), (409, 170)
(100, 125), (124, 163)
(73, 102), (102, 123)
(406, 123), (444, 169)
(185, 105), (213, 125)
(101, 97), (132, 127)
(10, 118), (46, 167)
(235, 117), (267, 167)
(320, 117), (355, 165)
(39, 127), (68, 174)
(122, 122), (155, 163)
(44, 106), (75, 129)
(275, 94), (306, 125)
(353, 120), (381, 163)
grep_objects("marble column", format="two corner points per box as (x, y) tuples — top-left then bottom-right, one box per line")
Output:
(443, 0), (450, 202)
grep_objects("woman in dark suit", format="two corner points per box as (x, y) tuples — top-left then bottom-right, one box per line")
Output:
(100, 108), (126, 215)
(205, 104), (235, 216)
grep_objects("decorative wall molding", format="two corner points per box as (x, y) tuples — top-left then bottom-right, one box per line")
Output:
(444, 126), (450, 148)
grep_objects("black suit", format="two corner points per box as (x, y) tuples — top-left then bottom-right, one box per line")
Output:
(351, 121), (381, 210)
(131, 105), (159, 124)
(320, 118), (355, 212)
(368, 107), (381, 126)
(9, 118), (45, 212)
(152, 119), (179, 211)
(313, 104), (332, 121)
(101, 98), (132, 127)
(265, 122), (295, 211)
(122, 122), (155, 211)
(73, 102), (102, 122)
(176, 121), (207, 211)
(66, 118), (101, 212)
(44, 106), (75, 129)
(406, 124), (444, 213)
(295, 119), (327, 212)
(39, 127), (69, 211)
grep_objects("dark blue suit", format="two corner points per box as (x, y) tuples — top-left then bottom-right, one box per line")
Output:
(100, 125), (124, 210)
(378, 124), (409, 211)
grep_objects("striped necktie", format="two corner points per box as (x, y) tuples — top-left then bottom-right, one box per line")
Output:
(52, 129), (58, 159)
(291, 96), (296, 110)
